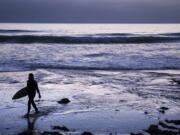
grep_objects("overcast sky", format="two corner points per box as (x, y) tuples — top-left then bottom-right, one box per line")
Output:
(0, 0), (180, 23)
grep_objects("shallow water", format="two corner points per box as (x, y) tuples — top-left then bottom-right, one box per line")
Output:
(0, 69), (180, 134)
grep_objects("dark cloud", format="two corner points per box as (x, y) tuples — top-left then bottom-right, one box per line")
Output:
(0, 0), (180, 23)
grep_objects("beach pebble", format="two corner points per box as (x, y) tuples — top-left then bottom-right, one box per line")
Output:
(146, 125), (159, 134)
(165, 119), (180, 125)
(145, 124), (179, 135)
(52, 125), (70, 132)
(159, 110), (165, 114)
(159, 121), (178, 129)
(130, 133), (143, 135)
(81, 131), (93, 135)
(57, 98), (70, 104)
(160, 107), (169, 110)
(42, 131), (62, 135)
(159, 107), (169, 114)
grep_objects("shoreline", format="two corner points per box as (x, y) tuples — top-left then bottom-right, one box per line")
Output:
(0, 69), (180, 135)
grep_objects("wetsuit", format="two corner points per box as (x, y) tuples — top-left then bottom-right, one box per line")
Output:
(27, 79), (39, 114)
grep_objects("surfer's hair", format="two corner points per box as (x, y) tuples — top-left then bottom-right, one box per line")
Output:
(28, 73), (34, 80)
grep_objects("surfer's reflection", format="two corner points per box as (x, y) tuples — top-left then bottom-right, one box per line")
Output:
(26, 73), (41, 116)
(27, 116), (38, 133)
(18, 116), (38, 135)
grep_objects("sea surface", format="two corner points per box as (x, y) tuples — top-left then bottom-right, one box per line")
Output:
(0, 24), (180, 71)
(0, 23), (180, 135)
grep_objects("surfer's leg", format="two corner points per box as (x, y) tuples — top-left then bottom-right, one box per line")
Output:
(31, 99), (39, 113)
(27, 99), (31, 114)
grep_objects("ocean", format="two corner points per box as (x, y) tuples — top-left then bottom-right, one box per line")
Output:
(0, 23), (180, 71)
(0, 23), (180, 135)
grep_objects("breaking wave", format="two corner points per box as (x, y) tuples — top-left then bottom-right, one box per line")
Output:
(0, 33), (180, 44)
(0, 29), (37, 33)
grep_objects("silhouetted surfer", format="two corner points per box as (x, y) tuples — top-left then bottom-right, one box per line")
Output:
(25, 73), (41, 116)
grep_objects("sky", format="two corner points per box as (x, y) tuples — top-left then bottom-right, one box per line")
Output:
(0, 0), (180, 23)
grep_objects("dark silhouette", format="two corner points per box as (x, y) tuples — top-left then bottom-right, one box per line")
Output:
(18, 115), (39, 135)
(26, 73), (41, 116)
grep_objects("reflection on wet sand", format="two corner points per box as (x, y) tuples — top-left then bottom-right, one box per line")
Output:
(18, 115), (39, 135)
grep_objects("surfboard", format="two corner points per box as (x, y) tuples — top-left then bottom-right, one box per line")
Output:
(12, 87), (28, 100)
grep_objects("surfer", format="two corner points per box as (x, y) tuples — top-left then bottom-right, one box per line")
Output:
(26, 73), (41, 116)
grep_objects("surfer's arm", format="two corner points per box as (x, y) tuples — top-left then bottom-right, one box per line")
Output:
(36, 82), (41, 98)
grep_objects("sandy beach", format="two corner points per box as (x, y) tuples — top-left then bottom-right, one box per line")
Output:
(0, 69), (180, 135)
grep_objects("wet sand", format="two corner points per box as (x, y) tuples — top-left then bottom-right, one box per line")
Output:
(0, 69), (180, 135)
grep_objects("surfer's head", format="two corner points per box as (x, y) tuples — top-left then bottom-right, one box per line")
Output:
(28, 73), (34, 80)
